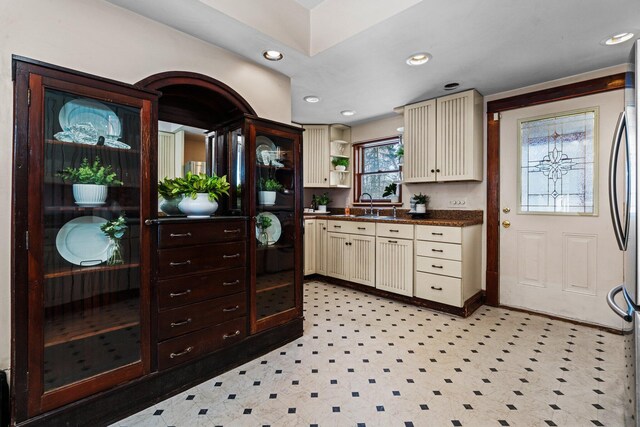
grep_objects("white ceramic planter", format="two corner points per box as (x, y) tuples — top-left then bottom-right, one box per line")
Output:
(335, 165), (346, 171)
(178, 193), (218, 218)
(160, 196), (183, 216)
(317, 205), (327, 212)
(415, 204), (426, 213)
(389, 196), (399, 203)
(258, 190), (276, 206)
(73, 184), (107, 207)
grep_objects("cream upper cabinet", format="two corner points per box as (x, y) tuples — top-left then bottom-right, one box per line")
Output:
(403, 89), (483, 183)
(303, 124), (351, 188)
(303, 125), (330, 187)
(403, 99), (437, 182)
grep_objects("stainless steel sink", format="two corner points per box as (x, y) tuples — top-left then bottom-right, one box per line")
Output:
(356, 215), (396, 219)
(331, 214), (357, 218)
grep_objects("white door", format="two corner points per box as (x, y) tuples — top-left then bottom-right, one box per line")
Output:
(500, 90), (624, 329)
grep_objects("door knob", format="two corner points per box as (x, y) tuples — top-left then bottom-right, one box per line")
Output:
(502, 220), (511, 229)
(503, 207), (511, 213)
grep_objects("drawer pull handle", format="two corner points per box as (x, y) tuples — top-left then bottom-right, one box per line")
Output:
(389, 229), (399, 232)
(388, 240), (398, 243)
(223, 280), (240, 286)
(223, 330), (241, 339)
(170, 318), (192, 327)
(431, 286), (443, 291)
(170, 346), (193, 359)
(169, 289), (192, 298)
(224, 229), (241, 233)
(170, 232), (191, 238)
(223, 305), (240, 312)
(223, 253), (240, 259)
(170, 260), (191, 266)
(431, 232), (443, 236)
(357, 227), (366, 230)
(431, 249), (444, 253)
(431, 264), (443, 269)
(334, 225), (342, 228)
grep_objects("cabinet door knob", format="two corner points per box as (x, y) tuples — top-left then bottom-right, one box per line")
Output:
(436, 169), (440, 173)
(430, 169), (435, 173)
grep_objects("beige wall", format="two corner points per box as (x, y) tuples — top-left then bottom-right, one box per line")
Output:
(184, 133), (207, 163)
(0, 0), (292, 373)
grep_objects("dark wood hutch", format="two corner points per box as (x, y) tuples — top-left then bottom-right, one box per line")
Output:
(10, 57), (303, 426)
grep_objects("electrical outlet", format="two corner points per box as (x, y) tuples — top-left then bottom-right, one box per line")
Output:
(448, 198), (468, 208)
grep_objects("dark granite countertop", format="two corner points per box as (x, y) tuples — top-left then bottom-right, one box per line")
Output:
(303, 209), (483, 227)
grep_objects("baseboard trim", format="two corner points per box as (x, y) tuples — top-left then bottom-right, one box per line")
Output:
(499, 304), (624, 335)
(307, 275), (484, 318)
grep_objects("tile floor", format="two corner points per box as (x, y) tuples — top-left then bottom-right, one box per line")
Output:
(113, 280), (627, 426)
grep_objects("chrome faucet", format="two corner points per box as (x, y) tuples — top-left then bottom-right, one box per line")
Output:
(360, 193), (373, 215)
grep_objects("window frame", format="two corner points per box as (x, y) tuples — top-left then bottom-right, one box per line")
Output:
(353, 136), (403, 206)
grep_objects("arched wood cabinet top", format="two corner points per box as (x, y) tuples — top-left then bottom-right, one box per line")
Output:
(137, 71), (256, 129)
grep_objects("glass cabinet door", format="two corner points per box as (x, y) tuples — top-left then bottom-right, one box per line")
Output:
(253, 126), (301, 329)
(30, 83), (149, 411)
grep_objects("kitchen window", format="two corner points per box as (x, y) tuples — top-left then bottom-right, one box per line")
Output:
(353, 137), (402, 203)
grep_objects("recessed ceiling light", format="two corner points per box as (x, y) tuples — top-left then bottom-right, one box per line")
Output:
(340, 110), (356, 116)
(263, 50), (284, 61)
(396, 127), (404, 133)
(406, 52), (432, 66)
(304, 96), (320, 103)
(602, 32), (634, 45)
(444, 82), (460, 91)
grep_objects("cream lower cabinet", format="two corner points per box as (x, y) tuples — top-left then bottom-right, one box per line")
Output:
(315, 219), (328, 275)
(375, 223), (414, 296)
(326, 220), (375, 287)
(414, 224), (481, 307)
(304, 219), (316, 275)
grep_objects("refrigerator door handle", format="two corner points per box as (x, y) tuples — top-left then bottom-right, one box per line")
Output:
(607, 284), (633, 322)
(608, 111), (627, 250)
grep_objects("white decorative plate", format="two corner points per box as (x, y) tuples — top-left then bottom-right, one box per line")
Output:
(255, 212), (282, 246)
(59, 98), (122, 138)
(55, 216), (110, 266)
(256, 136), (277, 165)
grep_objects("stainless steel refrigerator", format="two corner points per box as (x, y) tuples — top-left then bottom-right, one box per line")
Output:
(607, 39), (639, 427)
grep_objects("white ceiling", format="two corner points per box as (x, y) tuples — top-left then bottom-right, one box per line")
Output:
(107, 0), (639, 126)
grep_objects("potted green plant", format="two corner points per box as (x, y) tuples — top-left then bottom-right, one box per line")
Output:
(256, 213), (273, 246)
(382, 182), (399, 203)
(331, 157), (349, 171)
(258, 177), (283, 206)
(100, 214), (127, 265)
(395, 145), (404, 165)
(57, 156), (123, 207)
(173, 171), (230, 218)
(315, 192), (331, 212)
(157, 177), (183, 216)
(412, 192), (429, 213)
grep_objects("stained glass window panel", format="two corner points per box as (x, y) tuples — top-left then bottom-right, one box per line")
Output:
(519, 109), (597, 214)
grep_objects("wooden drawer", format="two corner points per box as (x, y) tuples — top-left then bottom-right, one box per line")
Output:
(158, 220), (246, 249)
(157, 267), (246, 310)
(376, 223), (414, 239)
(327, 220), (376, 236)
(157, 292), (246, 340)
(157, 317), (246, 370)
(415, 240), (461, 261)
(416, 256), (462, 278)
(415, 225), (461, 243)
(157, 241), (245, 278)
(415, 272), (462, 307)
